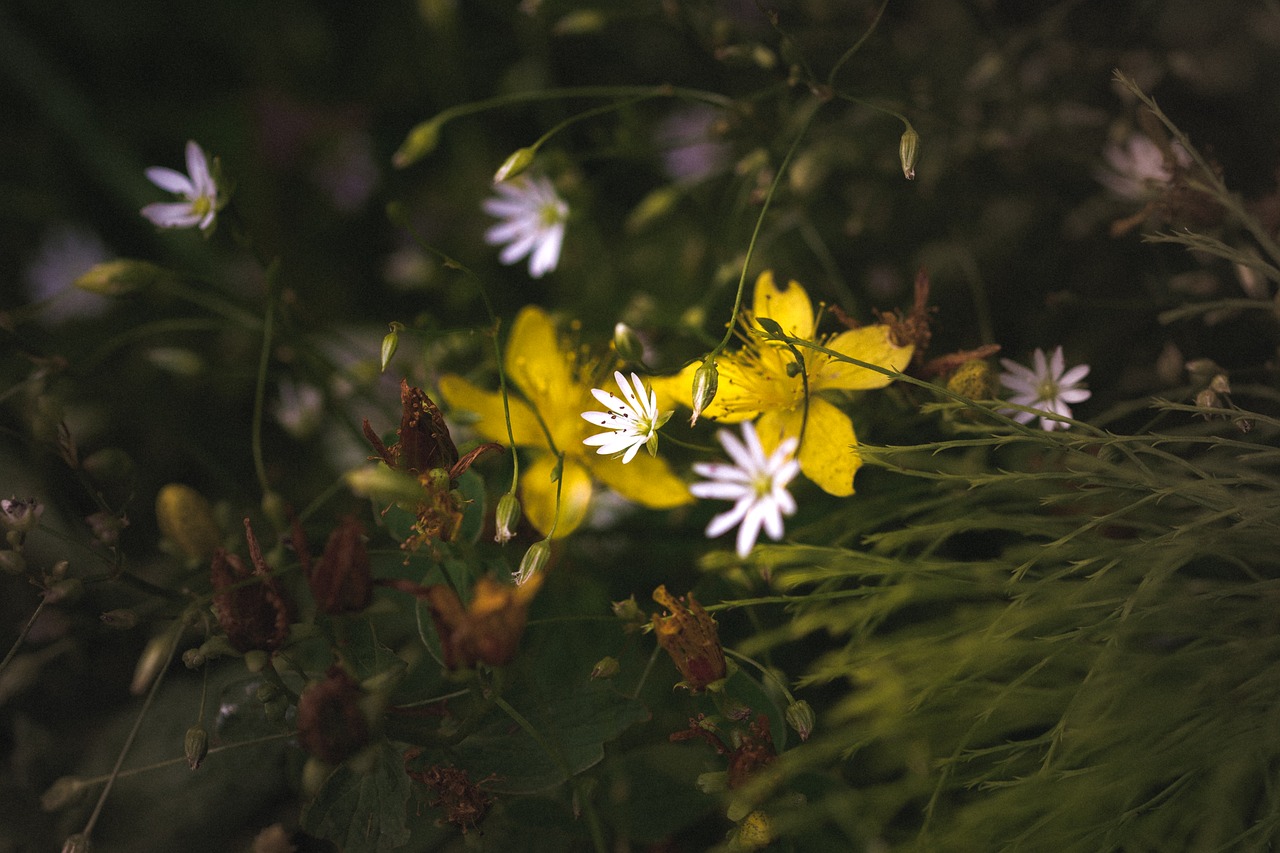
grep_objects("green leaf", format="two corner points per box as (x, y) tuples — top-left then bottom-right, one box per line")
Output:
(301, 742), (412, 851)
(755, 316), (784, 337)
(451, 680), (650, 794)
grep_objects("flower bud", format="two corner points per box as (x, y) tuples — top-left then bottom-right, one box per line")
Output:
(493, 147), (536, 183)
(73, 258), (169, 296)
(690, 356), (719, 426)
(785, 699), (815, 742)
(130, 623), (180, 695)
(380, 323), (402, 373)
(185, 725), (209, 769)
(182, 648), (206, 669)
(40, 776), (89, 811)
(946, 359), (995, 400)
(899, 125), (919, 180)
(0, 550), (26, 576)
(393, 118), (442, 169)
(345, 465), (425, 505)
(516, 539), (551, 585)
(44, 578), (83, 605)
(0, 497), (44, 533)
(494, 491), (521, 544)
(589, 656), (620, 680)
(696, 770), (728, 794)
(732, 811), (774, 850)
(100, 609), (139, 630)
(85, 511), (125, 547)
(611, 596), (646, 625)
(155, 484), (221, 562)
(612, 322), (646, 363)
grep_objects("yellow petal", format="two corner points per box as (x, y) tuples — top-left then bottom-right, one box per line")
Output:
(816, 325), (914, 392)
(757, 398), (860, 497)
(438, 375), (545, 448)
(521, 454), (593, 538)
(752, 271), (815, 340)
(649, 361), (699, 411)
(505, 306), (576, 417)
(591, 451), (693, 509)
(650, 358), (763, 423)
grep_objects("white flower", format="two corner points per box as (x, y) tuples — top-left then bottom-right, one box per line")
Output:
(483, 175), (568, 278)
(690, 422), (800, 558)
(999, 346), (1091, 431)
(582, 371), (671, 464)
(141, 140), (219, 231)
(1097, 133), (1190, 201)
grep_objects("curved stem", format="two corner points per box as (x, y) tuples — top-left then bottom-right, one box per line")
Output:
(251, 260), (283, 501)
(0, 596), (47, 678)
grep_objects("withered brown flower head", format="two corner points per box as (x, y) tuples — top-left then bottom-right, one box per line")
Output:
(872, 268), (935, 364)
(364, 379), (460, 475)
(309, 515), (373, 615)
(670, 713), (777, 789)
(426, 574), (543, 669)
(362, 380), (503, 551)
(296, 666), (371, 765)
(403, 750), (496, 833)
(209, 519), (293, 653)
(651, 585), (727, 692)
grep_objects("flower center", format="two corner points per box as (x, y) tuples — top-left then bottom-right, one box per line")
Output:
(538, 201), (564, 227)
(191, 195), (213, 217)
(1036, 377), (1059, 404)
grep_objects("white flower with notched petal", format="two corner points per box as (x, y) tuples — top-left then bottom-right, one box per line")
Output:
(690, 421), (799, 558)
(141, 141), (220, 232)
(582, 371), (671, 464)
(483, 175), (568, 278)
(999, 346), (1091, 431)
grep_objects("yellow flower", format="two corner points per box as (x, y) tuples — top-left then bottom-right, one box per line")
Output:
(438, 306), (692, 538)
(654, 272), (913, 497)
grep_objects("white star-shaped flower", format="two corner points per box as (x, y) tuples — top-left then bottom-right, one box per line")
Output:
(141, 141), (219, 232)
(999, 346), (1091, 431)
(483, 175), (568, 278)
(582, 371), (671, 464)
(690, 421), (800, 558)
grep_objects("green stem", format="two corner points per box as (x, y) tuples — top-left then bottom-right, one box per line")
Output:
(0, 596), (47, 678)
(711, 99), (824, 359)
(79, 621), (184, 841)
(492, 693), (607, 853)
(251, 259), (283, 501)
(826, 0), (891, 87)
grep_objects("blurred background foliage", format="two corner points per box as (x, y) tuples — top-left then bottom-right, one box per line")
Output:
(3, 0), (1280, 850)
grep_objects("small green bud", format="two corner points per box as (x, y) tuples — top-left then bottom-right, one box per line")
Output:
(785, 699), (815, 742)
(493, 146), (536, 183)
(130, 623), (180, 695)
(155, 484), (221, 563)
(40, 776), (89, 812)
(611, 596), (646, 625)
(899, 125), (919, 180)
(552, 9), (607, 35)
(74, 258), (170, 296)
(612, 322), (646, 363)
(589, 656), (620, 680)
(0, 550), (26, 575)
(516, 539), (551, 585)
(393, 118), (442, 169)
(0, 497), (44, 534)
(345, 465), (426, 505)
(182, 648), (206, 669)
(625, 186), (679, 233)
(243, 650), (269, 673)
(696, 770), (728, 794)
(380, 323), (403, 372)
(494, 491), (521, 544)
(690, 356), (719, 426)
(426, 468), (452, 492)
(731, 811), (774, 850)
(261, 491), (287, 531)
(185, 725), (209, 770)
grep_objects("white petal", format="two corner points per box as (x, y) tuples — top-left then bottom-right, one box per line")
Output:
(146, 167), (195, 196)
(735, 502), (766, 557)
(690, 481), (750, 500)
(706, 498), (751, 539)
(1059, 364), (1090, 386)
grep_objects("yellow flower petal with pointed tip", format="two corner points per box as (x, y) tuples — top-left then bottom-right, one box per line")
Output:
(817, 326), (913, 391)
(505, 306), (577, 421)
(752, 270), (815, 339)
(521, 454), (593, 538)
(757, 398), (859, 497)
(437, 375), (545, 448)
(591, 450), (693, 510)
